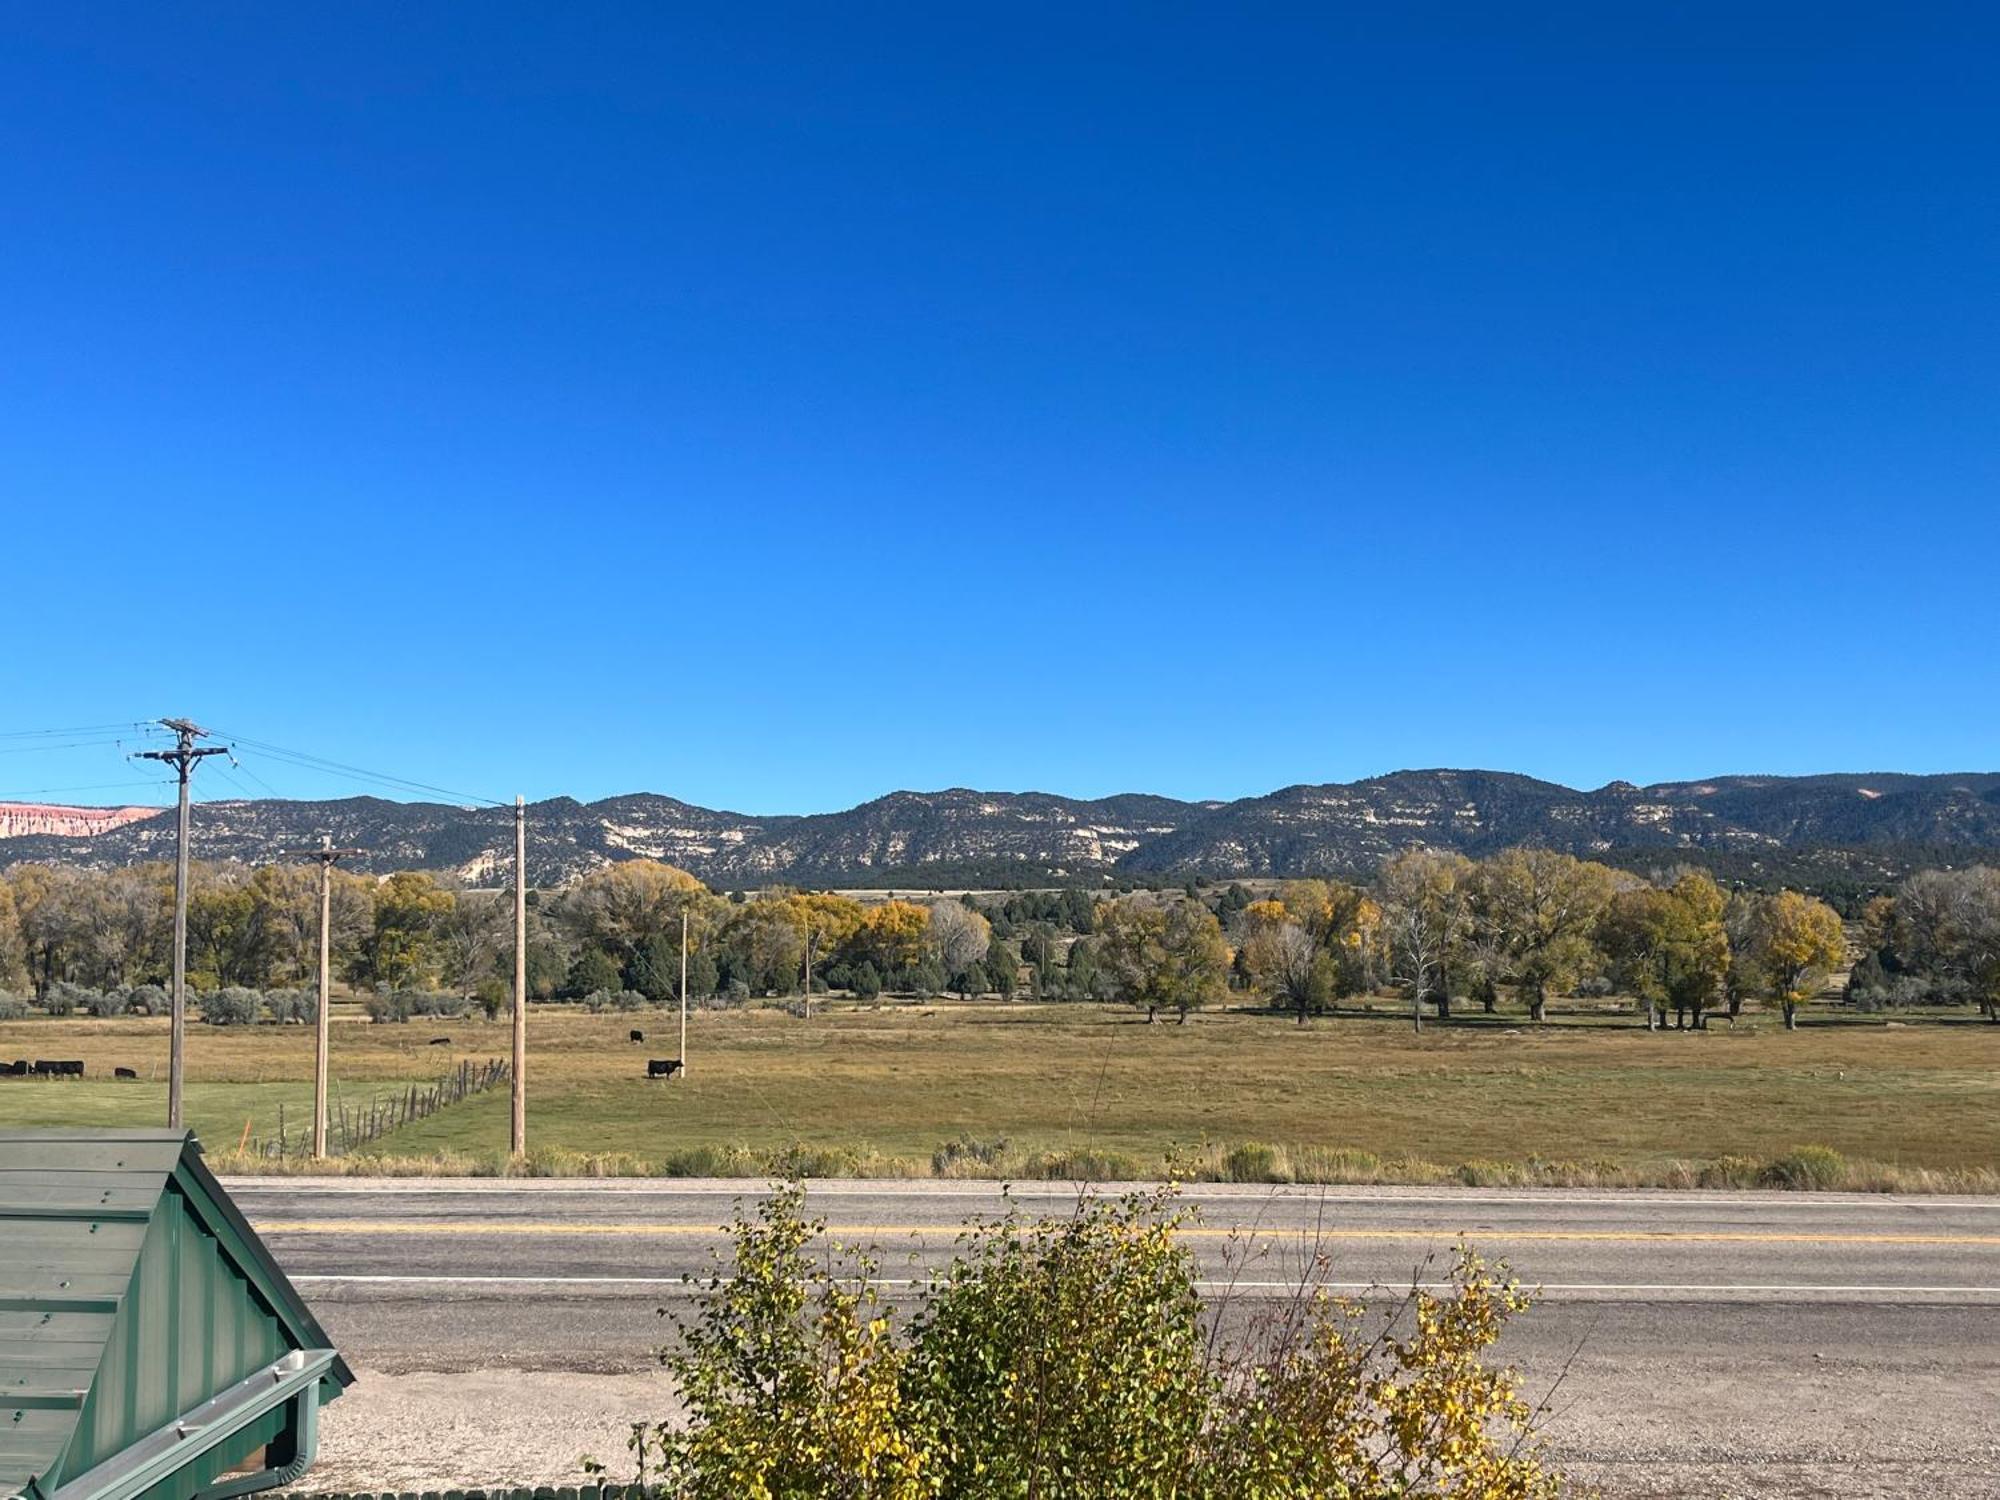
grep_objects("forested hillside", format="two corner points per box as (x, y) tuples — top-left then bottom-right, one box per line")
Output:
(1, 770), (1996, 888)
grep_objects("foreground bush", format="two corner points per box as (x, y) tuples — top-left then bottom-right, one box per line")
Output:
(640, 1179), (1561, 1499)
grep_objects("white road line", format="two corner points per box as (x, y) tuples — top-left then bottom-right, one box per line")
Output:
(222, 1182), (2000, 1212)
(289, 1273), (2000, 1294)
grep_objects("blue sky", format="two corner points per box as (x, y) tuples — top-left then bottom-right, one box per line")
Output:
(3, 5), (1995, 814)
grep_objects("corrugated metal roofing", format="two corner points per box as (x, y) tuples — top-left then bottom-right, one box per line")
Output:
(0, 1130), (351, 1500)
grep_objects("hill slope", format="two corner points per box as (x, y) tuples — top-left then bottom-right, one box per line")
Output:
(1, 771), (1995, 887)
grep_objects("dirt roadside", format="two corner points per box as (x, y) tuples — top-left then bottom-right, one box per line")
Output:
(311, 1353), (2000, 1500)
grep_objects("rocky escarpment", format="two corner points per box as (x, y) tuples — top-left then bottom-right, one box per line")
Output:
(0, 803), (161, 839)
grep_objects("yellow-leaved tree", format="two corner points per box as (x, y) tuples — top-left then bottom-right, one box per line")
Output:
(1747, 889), (1847, 1030)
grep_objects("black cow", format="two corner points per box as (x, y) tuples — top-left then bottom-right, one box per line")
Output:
(115, 1066), (138, 1080)
(34, 1061), (83, 1077)
(646, 1058), (683, 1079)
(4, 1060), (25, 1076)
(630, 1029), (645, 1043)
(428, 1036), (452, 1046)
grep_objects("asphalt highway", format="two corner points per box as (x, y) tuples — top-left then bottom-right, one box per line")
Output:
(230, 1179), (2000, 1497)
(229, 1176), (2000, 1354)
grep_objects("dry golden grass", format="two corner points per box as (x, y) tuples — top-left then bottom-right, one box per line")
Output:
(6, 999), (1997, 1186)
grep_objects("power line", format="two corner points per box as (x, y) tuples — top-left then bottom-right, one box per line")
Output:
(0, 721), (158, 740)
(204, 762), (263, 802)
(0, 734), (165, 758)
(206, 727), (508, 807)
(0, 779), (177, 797)
(225, 754), (289, 800)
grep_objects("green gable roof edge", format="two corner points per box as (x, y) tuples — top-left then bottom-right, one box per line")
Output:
(0, 1130), (352, 1500)
(167, 1141), (353, 1393)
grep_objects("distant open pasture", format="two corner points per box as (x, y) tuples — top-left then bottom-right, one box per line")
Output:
(3, 999), (1996, 1185)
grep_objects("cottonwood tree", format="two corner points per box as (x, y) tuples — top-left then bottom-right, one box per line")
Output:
(1240, 901), (1325, 1024)
(1094, 894), (1228, 1023)
(354, 870), (455, 989)
(844, 900), (931, 980)
(438, 889), (511, 999)
(0, 879), (20, 988)
(1877, 867), (2000, 1017)
(1741, 889), (1846, 1030)
(926, 900), (993, 996)
(1597, 870), (1731, 1030)
(554, 860), (709, 967)
(723, 897), (808, 996)
(1467, 849), (1618, 1022)
(1379, 849), (1474, 1031)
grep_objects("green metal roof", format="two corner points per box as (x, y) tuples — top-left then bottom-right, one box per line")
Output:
(0, 1131), (352, 1500)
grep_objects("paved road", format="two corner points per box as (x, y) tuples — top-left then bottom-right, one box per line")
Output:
(230, 1179), (2000, 1498)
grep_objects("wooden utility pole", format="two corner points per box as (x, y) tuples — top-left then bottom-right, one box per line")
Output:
(283, 837), (365, 1159)
(803, 929), (820, 1020)
(511, 796), (527, 1156)
(138, 719), (227, 1131)
(678, 908), (689, 1075)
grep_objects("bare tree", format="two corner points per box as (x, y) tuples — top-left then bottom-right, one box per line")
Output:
(439, 889), (511, 998)
(927, 900), (992, 994)
(1379, 849), (1473, 1032)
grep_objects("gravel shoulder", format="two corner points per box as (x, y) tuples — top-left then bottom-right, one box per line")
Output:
(311, 1300), (2000, 1499)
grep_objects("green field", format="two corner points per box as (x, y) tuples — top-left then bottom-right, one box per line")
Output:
(4, 1001), (1998, 1185)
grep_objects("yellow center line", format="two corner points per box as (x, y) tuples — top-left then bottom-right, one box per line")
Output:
(249, 1219), (2000, 1247)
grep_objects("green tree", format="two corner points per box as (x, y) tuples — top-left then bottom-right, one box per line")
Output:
(1094, 895), (1228, 1023)
(1599, 870), (1732, 1029)
(355, 871), (454, 990)
(986, 943), (1018, 998)
(566, 945), (621, 998)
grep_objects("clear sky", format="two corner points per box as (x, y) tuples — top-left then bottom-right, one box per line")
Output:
(3, 5), (1995, 814)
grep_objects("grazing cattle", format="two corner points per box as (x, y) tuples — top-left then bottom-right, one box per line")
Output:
(646, 1058), (683, 1079)
(34, 1061), (84, 1077)
(4, 1060), (26, 1076)
(630, 1029), (644, 1042)
(114, 1066), (138, 1080)
(428, 1036), (452, 1046)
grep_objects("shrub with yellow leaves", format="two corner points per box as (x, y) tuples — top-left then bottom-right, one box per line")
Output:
(635, 1178), (1563, 1499)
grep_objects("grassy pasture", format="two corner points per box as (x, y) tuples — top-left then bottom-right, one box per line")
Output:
(2, 1001), (1997, 1183)
(0, 1009), (472, 1149)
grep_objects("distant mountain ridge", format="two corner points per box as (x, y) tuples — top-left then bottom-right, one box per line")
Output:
(3, 770), (1998, 888)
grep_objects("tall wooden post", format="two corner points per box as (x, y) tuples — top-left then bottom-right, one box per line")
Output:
(678, 908), (689, 1075)
(138, 719), (225, 1131)
(315, 844), (332, 1157)
(511, 796), (527, 1156)
(282, 837), (365, 1160)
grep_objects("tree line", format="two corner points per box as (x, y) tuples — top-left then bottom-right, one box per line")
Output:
(3, 850), (1995, 1028)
